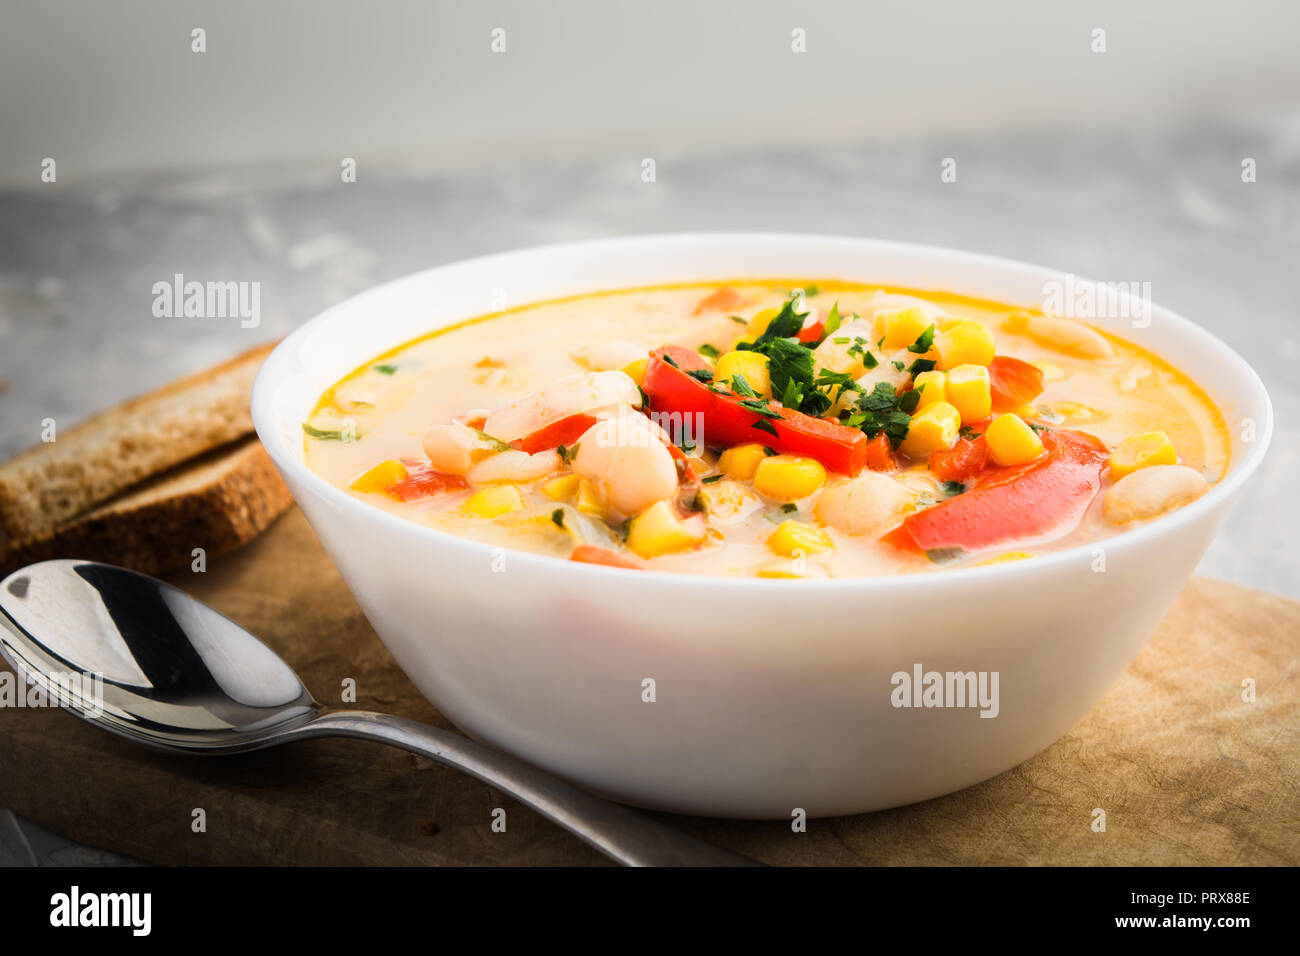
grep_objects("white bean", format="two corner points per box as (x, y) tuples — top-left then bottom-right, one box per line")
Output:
(815, 472), (916, 536)
(572, 415), (678, 519)
(468, 449), (562, 484)
(421, 422), (483, 476)
(1103, 465), (1208, 524)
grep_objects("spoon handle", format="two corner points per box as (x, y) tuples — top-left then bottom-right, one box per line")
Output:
(279, 710), (761, 867)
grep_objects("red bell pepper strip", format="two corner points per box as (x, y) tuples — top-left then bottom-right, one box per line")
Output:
(863, 432), (897, 472)
(796, 321), (825, 344)
(387, 464), (468, 502)
(884, 428), (1108, 557)
(510, 413), (598, 454)
(988, 356), (1045, 412)
(928, 436), (989, 483)
(570, 545), (643, 569)
(643, 346), (867, 474)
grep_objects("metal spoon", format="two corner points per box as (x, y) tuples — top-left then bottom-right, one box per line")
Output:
(0, 560), (759, 867)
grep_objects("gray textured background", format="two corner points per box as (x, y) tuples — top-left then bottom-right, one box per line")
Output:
(1, 2), (1297, 865)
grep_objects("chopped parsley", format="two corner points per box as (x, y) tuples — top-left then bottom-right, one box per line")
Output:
(941, 480), (966, 497)
(840, 382), (920, 447)
(924, 546), (967, 564)
(302, 422), (357, 442)
(469, 427), (513, 451)
(686, 368), (714, 383)
(959, 425), (983, 440)
(823, 302), (844, 337)
(908, 325), (936, 354)
(907, 357), (936, 376)
(701, 474), (723, 484)
(373, 363), (398, 375)
(752, 419), (780, 437)
(698, 343), (720, 360)
(550, 508), (566, 528)
(729, 373), (759, 398)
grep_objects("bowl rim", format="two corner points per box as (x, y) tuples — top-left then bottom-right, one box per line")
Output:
(252, 231), (1274, 591)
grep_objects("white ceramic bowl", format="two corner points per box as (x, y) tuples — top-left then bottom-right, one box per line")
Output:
(252, 234), (1272, 818)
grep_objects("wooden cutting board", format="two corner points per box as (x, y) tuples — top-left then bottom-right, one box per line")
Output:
(1, 508), (1296, 866)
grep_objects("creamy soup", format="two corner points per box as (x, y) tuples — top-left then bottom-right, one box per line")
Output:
(305, 281), (1229, 578)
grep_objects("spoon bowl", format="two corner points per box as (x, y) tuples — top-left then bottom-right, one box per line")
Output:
(0, 559), (758, 866)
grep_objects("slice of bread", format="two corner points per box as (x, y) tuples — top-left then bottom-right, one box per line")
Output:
(0, 436), (292, 577)
(0, 342), (276, 551)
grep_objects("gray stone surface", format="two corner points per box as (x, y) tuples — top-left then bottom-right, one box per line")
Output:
(0, 123), (1295, 862)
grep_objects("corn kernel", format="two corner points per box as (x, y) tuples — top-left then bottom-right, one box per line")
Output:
(912, 370), (948, 408)
(713, 350), (772, 398)
(934, 321), (996, 369)
(945, 364), (992, 423)
(985, 413), (1044, 466)
(541, 473), (580, 501)
(899, 401), (961, 459)
(1109, 430), (1177, 480)
(622, 357), (649, 387)
(767, 520), (834, 557)
(747, 306), (781, 339)
(625, 499), (706, 558)
(350, 459), (408, 494)
(465, 484), (526, 518)
(756, 563), (804, 579)
(752, 455), (827, 500)
(718, 443), (769, 481)
(575, 479), (607, 518)
(880, 307), (933, 349)
(978, 551), (1034, 565)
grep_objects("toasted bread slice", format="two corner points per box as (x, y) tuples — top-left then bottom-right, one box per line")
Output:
(0, 436), (292, 577)
(0, 342), (275, 550)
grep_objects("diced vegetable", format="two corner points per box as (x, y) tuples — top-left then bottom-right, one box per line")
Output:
(899, 402), (961, 459)
(985, 413), (1044, 466)
(988, 356), (1045, 412)
(465, 485), (526, 518)
(753, 455), (827, 500)
(767, 520), (834, 557)
(879, 307), (932, 349)
(643, 346), (868, 474)
(387, 464), (468, 501)
(884, 428), (1108, 556)
(928, 436), (989, 482)
(625, 499), (707, 558)
(541, 473), (580, 501)
(1109, 430), (1177, 480)
(718, 443), (768, 480)
(933, 321), (995, 369)
(912, 370), (947, 408)
(945, 364), (992, 423)
(511, 413), (598, 454)
(570, 545), (643, 569)
(350, 459), (408, 494)
(622, 357), (649, 387)
(713, 350), (772, 399)
(863, 432), (897, 472)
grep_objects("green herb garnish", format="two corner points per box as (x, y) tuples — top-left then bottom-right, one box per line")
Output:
(469, 427), (513, 452)
(373, 364), (398, 375)
(701, 474), (723, 484)
(941, 480), (966, 497)
(551, 508), (566, 528)
(752, 419), (780, 437)
(908, 325), (936, 354)
(302, 422), (357, 442)
(699, 343), (720, 360)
